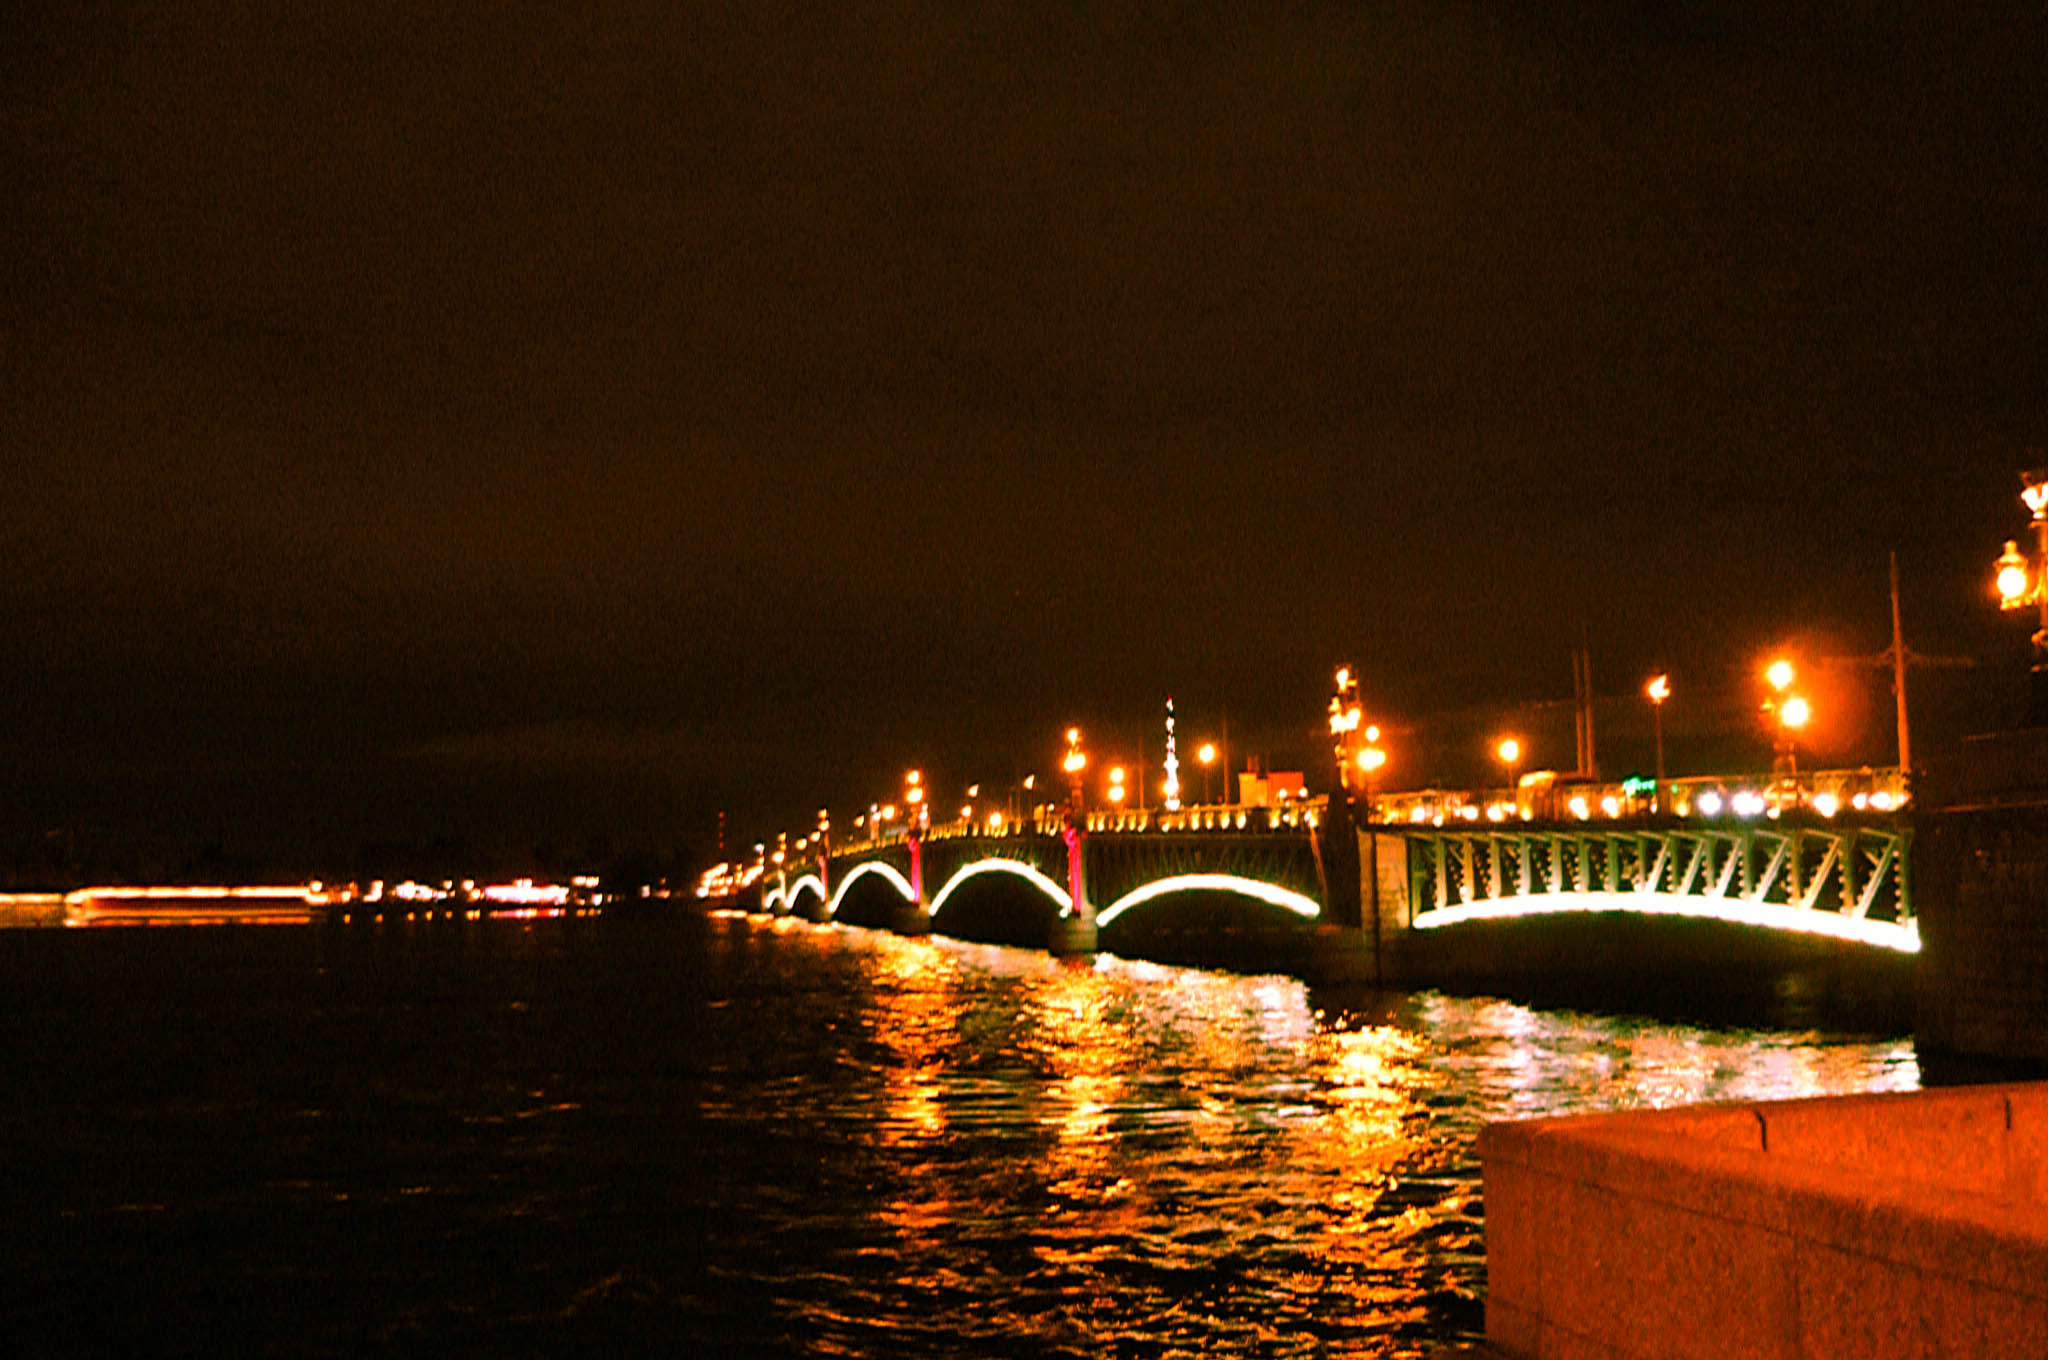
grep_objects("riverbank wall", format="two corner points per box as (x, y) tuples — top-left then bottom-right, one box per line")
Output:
(1480, 1082), (2048, 1358)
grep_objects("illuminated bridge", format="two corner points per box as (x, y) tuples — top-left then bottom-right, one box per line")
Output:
(749, 777), (1917, 1007)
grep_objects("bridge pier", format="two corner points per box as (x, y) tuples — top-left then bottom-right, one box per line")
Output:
(1300, 924), (1374, 984)
(887, 831), (933, 935)
(1299, 826), (1413, 986)
(1049, 816), (1097, 955)
(886, 899), (931, 935)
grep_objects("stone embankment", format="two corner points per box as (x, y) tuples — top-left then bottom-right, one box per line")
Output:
(1481, 1083), (2048, 1358)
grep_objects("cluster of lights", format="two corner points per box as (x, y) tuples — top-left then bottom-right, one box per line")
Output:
(1162, 698), (1181, 811)
(1763, 658), (1812, 734)
(696, 860), (763, 898)
(1995, 471), (2048, 611)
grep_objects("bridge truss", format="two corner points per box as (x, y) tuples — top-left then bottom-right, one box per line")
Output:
(1402, 822), (1916, 953)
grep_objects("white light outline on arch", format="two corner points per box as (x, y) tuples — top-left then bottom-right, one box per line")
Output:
(1409, 891), (1921, 954)
(782, 873), (825, 911)
(826, 860), (917, 917)
(926, 857), (1073, 917)
(1095, 873), (1321, 928)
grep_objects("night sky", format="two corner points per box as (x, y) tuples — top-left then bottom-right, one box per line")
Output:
(5, 1), (2045, 878)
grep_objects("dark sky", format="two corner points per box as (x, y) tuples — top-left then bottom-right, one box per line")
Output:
(5, 1), (2046, 874)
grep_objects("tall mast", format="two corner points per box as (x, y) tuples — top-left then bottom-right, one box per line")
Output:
(1890, 551), (1911, 773)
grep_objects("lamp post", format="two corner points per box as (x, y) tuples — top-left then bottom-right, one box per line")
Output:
(1162, 697), (1182, 811)
(1197, 742), (1218, 804)
(1494, 736), (1523, 815)
(1355, 741), (1387, 822)
(1995, 468), (2048, 724)
(904, 768), (927, 831)
(1062, 728), (1088, 816)
(1645, 674), (1670, 812)
(1330, 665), (1363, 794)
(1761, 658), (1810, 807)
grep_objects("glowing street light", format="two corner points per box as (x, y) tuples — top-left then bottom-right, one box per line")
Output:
(1331, 663), (1367, 799)
(1196, 741), (1218, 804)
(1760, 659), (1811, 800)
(903, 770), (929, 831)
(1162, 697), (1182, 811)
(1994, 468), (2048, 721)
(1063, 728), (1088, 814)
(1645, 673), (1670, 809)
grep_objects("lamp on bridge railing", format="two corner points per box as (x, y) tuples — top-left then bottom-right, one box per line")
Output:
(1763, 656), (1809, 798)
(1063, 728), (1088, 813)
(1355, 739), (1387, 820)
(904, 769), (929, 831)
(1994, 468), (2048, 723)
(1330, 664), (1364, 792)
(1760, 658), (1811, 805)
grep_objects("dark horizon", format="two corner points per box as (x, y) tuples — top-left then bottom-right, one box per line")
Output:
(6, 1), (2045, 878)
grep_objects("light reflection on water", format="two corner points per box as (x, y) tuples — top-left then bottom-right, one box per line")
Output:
(696, 919), (1917, 1357)
(0, 911), (1919, 1356)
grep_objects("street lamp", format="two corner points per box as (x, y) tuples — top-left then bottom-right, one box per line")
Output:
(1761, 658), (1810, 804)
(1063, 728), (1088, 814)
(1330, 664), (1364, 791)
(904, 769), (928, 830)
(1355, 739), (1387, 821)
(1645, 674), (1670, 811)
(1494, 736), (1523, 814)
(1995, 468), (2048, 723)
(1196, 741), (1218, 804)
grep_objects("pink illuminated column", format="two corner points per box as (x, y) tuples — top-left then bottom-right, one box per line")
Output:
(907, 828), (926, 907)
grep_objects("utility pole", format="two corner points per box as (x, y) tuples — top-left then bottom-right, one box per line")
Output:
(1572, 633), (1598, 778)
(1823, 551), (1973, 775)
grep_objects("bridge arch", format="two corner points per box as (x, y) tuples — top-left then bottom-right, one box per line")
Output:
(783, 874), (826, 916)
(826, 859), (916, 918)
(763, 872), (825, 915)
(928, 858), (1072, 917)
(1095, 872), (1322, 928)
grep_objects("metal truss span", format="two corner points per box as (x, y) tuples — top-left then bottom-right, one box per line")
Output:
(1404, 824), (1918, 954)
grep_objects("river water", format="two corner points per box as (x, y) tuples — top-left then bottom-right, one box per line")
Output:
(0, 909), (1920, 1356)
